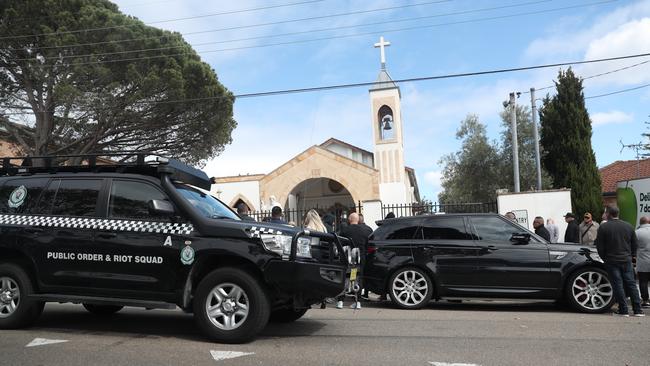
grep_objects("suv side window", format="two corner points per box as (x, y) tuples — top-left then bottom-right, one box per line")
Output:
(372, 220), (420, 240)
(46, 179), (103, 217)
(0, 178), (49, 214)
(109, 180), (170, 220)
(418, 217), (472, 240)
(470, 216), (520, 241)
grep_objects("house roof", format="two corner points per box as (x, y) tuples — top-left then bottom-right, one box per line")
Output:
(599, 158), (650, 194)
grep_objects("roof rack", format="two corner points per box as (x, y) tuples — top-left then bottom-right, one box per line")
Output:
(0, 153), (211, 190)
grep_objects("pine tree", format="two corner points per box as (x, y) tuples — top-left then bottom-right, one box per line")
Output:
(539, 68), (603, 220)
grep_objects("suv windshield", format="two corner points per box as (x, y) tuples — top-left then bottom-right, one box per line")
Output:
(175, 183), (240, 220)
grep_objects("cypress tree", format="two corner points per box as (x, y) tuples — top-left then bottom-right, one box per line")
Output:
(539, 68), (603, 220)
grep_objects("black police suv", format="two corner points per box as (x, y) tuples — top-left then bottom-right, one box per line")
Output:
(0, 154), (353, 343)
(363, 213), (612, 313)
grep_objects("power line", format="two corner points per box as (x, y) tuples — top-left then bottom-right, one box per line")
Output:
(0, 0), (450, 40)
(6, 0), (324, 27)
(6, 0), (548, 54)
(6, 0), (616, 68)
(520, 58), (650, 94)
(5, 51), (650, 116)
(6, 0), (551, 60)
(585, 83), (650, 99)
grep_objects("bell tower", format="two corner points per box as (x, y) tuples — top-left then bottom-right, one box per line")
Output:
(369, 36), (409, 204)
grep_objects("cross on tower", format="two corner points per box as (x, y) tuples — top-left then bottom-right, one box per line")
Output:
(374, 36), (391, 70)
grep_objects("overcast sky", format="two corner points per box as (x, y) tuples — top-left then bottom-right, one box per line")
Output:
(114, 0), (650, 201)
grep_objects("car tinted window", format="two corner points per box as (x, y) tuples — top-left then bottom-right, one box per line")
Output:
(419, 217), (471, 240)
(109, 180), (169, 220)
(372, 220), (419, 240)
(471, 216), (520, 241)
(0, 178), (49, 214)
(49, 179), (102, 217)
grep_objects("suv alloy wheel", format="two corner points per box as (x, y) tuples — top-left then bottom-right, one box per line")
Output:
(0, 264), (44, 328)
(193, 267), (270, 343)
(565, 267), (614, 313)
(388, 267), (433, 310)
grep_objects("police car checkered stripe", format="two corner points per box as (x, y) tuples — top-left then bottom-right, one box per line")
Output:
(0, 214), (193, 235)
(247, 226), (283, 238)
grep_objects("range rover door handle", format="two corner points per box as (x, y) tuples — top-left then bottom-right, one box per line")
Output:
(485, 245), (498, 251)
(97, 232), (117, 239)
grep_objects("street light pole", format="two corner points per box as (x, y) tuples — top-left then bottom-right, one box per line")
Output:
(510, 92), (520, 193)
(530, 88), (542, 191)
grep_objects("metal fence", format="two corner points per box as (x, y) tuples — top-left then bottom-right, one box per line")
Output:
(249, 202), (363, 227)
(381, 201), (498, 218)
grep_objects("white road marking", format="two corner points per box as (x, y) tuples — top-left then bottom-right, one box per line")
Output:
(210, 351), (255, 362)
(429, 362), (481, 366)
(25, 338), (69, 347)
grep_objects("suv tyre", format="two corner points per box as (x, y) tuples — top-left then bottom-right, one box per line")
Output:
(269, 308), (308, 323)
(565, 267), (614, 313)
(193, 267), (270, 344)
(82, 304), (123, 316)
(0, 263), (44, 328)
(388, 267), (433, 310)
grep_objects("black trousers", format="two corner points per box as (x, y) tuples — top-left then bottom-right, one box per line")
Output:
(639, 272), (650, 301)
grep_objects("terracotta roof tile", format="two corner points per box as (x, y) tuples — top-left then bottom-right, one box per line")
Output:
(599, 159), (650, 193)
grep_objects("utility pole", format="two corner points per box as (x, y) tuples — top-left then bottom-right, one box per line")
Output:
(509, 92), (520, 192)
(530, 88), (542, 191)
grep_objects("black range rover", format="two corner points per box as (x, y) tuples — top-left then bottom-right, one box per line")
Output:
(0, 154), (353, 343)
(363, 213), (612, 313)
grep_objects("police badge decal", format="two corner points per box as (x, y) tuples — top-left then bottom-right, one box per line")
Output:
(8, 185), (28, 208)
(181, 246), (195, 265)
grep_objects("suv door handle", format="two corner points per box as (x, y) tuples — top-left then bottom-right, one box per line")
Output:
(25, 227), (44, 234)
(97, 232), (117, 239)
(485, 245), (498, 251)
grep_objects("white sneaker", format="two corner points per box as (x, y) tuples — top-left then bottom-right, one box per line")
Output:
(350, 301), (361, 309)
(336, 301), (343, 309)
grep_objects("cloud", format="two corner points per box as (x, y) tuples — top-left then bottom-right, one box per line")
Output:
(523, 1), (650, 88)
(591, 110), (634, 126)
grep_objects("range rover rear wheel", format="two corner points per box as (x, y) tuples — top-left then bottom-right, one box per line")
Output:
(0, 264), (43, 328)
(83, 304), (123, 316)
(566, 267), (614, 313)
(388, 267), (433, 310)
(193, 267), (270, 344)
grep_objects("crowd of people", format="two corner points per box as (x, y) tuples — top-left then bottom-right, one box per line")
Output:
(236, 202), (376, 309)
(508, 207), (650, 317)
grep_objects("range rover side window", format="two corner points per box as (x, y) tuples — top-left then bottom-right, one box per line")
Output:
(49, 179), (102, 217)
(383, 222), (419, 240)
(0, 178), (49, 214)
(420, 217), (471, 240)
(109, 180), (170, 220)
(470, 216), (519, 241)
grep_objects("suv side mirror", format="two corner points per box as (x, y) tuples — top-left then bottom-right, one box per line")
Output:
(510, 232), (531, 244)
(149, 199), (175, 216)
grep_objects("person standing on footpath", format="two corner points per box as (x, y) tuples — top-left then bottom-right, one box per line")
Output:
(635, 216), (650, 308)
(532, 216), (551, 241)
(236, 203), (255, 221)
(546, 218), (559, 243)
(595, 206), (644, 317)
(338, 212), (369, 309)
(269, 206), (288, 225)
(579, 212), (599, 245)
(563, 212), (580, 243)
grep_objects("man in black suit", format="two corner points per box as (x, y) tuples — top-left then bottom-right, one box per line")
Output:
(532, 216), (551, 241)
(564, 212), (580, 243)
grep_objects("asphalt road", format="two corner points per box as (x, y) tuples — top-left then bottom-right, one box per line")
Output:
(0, 300), (647, 366)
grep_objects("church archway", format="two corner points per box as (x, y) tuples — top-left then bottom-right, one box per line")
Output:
(283, 178), (356, 225)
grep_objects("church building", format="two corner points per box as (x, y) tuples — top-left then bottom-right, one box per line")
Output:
(211, 37), (420, 222)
